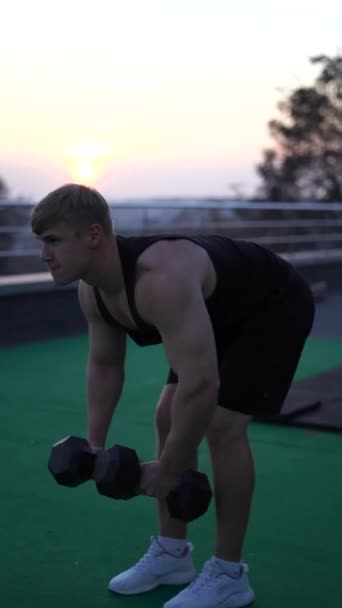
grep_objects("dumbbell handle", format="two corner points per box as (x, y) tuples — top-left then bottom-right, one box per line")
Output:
(94, 445), (212, 522)
(126, 463), (213, 523)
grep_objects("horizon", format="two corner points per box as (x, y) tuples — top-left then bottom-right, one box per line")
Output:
(1, 0), (341, 201)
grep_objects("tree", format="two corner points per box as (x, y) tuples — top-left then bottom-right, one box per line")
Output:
(255, 53), (342, 201)
(0, 176), (8, 199)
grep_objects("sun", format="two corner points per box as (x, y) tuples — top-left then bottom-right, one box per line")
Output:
(76, 157), (96, 184)
(66, 141), (109, 185)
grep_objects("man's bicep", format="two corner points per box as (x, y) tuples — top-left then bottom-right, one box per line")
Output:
(88, 319), (127, 367)
(139, 276), (219, 384)
(162, 299), (218, 385)
(78, 281), (127, 367)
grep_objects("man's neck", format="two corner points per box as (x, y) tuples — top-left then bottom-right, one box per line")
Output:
(83, 237), (125, 294)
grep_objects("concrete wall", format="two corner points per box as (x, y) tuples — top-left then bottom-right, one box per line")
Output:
(0, 278), (86, 345)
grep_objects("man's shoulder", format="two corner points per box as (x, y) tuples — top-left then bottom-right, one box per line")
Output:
(136, 241), (210, 303)
(139, 237), (210, 271)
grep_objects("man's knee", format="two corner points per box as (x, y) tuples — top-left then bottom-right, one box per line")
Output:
(206, 407), (251, 448)
(155, 384), (176, 438)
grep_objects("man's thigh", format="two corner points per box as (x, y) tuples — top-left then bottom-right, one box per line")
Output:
(166, 324), (308, 419)
(218, 301), (314, 417)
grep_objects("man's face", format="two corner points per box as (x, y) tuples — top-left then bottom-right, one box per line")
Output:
(37, 222), (90, 285)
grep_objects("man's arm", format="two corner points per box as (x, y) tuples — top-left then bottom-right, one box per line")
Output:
(136, 267), (220, 474)
(78, 281), (127, 449)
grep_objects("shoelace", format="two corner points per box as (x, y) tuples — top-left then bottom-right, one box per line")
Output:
(134, 538), (162, 570)
(186, 561), (223, 594)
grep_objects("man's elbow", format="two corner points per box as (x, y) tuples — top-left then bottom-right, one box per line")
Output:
(179, 371), (219, 401)
(201, 375), (220, 400)
(88, 357), (125, 381)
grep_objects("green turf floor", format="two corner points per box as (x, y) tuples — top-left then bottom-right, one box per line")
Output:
(0, 335), (341, 608)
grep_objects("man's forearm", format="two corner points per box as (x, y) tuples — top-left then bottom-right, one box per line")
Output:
(87, 361), (124, 449)
(159, 381), (218, 474)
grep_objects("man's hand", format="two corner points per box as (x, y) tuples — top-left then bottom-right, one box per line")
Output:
(140, 461), (180, 499)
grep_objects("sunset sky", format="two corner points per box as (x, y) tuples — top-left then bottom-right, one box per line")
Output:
(1, 0), (341, 201)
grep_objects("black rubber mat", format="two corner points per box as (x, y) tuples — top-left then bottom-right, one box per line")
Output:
(258, 367), (342, 432)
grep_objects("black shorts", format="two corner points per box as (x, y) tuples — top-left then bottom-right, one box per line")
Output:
(167, 272), (315, 417)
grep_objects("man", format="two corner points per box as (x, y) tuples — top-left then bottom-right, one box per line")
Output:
(32, 183), (315, 608)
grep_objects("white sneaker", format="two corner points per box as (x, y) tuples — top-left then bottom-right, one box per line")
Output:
(163, 557), (255, 608)
(108, 537), (197, 595)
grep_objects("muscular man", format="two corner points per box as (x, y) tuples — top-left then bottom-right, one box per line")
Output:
(31, 184), (315, 608)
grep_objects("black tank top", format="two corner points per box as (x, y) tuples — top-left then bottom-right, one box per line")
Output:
(94, 234), (292, 348)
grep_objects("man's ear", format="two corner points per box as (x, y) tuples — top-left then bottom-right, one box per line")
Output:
(88, 224), (103, 248)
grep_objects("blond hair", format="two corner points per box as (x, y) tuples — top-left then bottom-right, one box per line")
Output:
(31, 183), (114, 236)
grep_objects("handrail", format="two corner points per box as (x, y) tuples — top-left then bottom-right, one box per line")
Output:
(2, 218), (342, 234)
(2, 199), (342, 274)
(3, 199), (342, 211)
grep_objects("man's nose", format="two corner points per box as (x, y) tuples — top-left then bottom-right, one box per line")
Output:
(41, 244), (52, 262)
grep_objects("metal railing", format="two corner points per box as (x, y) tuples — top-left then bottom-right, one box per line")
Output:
(2, 199), (342, 275)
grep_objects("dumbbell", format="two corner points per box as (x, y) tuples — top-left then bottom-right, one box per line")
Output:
(48, 435), (98, 487)
(94, 444), (213, 523)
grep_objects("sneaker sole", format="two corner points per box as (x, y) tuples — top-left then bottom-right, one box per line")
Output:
(219, 589), (255, 608)
(108, 569), (198, 595)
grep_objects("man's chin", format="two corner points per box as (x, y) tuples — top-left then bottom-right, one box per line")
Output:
(51, 275), (76, 286)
